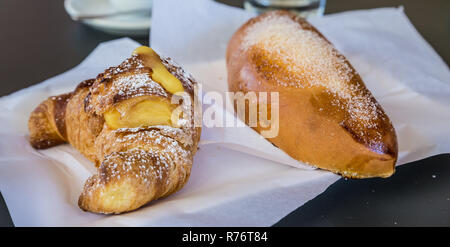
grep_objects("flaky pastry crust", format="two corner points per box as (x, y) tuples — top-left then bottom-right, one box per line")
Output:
(29, 50), (200, 214)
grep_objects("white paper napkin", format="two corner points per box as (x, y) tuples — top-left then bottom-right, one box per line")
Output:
(0, 0), (449, 226)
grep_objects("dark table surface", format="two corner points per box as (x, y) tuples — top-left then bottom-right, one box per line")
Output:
(0, 0), (449, 227)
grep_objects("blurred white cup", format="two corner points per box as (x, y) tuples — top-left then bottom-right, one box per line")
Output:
(110, 0), (153, 11)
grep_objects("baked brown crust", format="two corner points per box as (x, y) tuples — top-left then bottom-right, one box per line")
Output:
(226, 11), (397, 178)
(28, 49), (200, 213)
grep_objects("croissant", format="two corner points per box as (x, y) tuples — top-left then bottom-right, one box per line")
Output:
(226, 11), (398, 178)
(28, 46), (201, 214)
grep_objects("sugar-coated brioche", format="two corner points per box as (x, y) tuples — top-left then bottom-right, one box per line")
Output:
(226, 11), (397, 178)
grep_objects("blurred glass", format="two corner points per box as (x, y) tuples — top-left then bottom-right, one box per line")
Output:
(244, 0), (326, 18)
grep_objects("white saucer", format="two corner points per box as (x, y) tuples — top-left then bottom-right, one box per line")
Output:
(64, 0), (151, 37)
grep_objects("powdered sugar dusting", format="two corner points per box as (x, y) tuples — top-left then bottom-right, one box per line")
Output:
(105, 54), (145, 76)
(98, 129), (190, 185)
(101, 149), (170, 186)
(113, 73), (167, 99)
(78, 51), (200, 212)
(161, 56), (196, 94)
(241, 13), (380, 131)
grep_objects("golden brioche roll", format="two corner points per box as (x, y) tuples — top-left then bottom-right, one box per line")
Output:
(226, 11), (397, 178)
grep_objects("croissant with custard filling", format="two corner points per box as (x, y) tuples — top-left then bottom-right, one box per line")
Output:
(28, 46), (201, 214)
